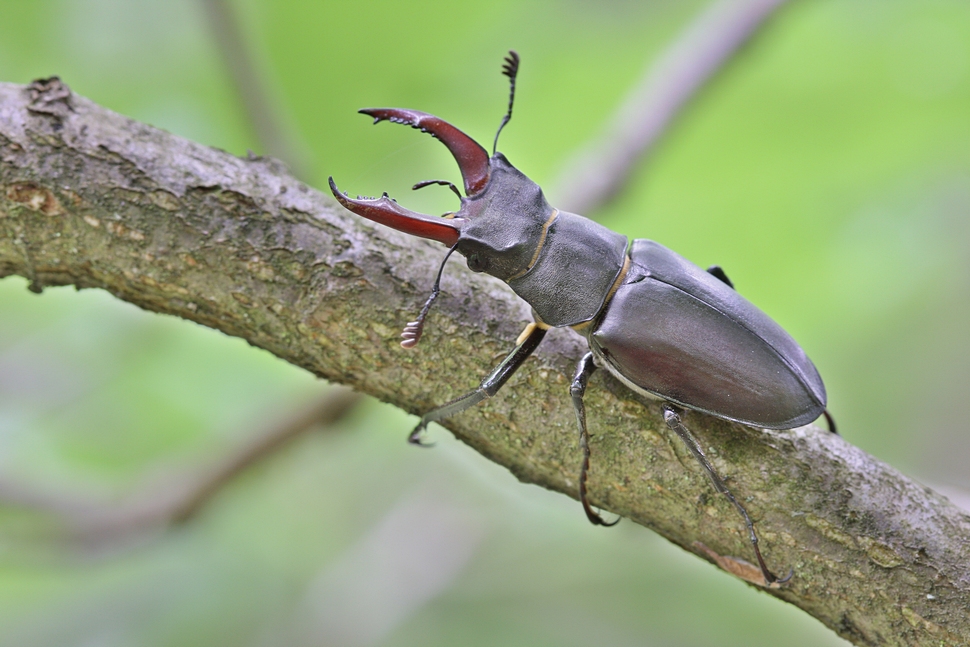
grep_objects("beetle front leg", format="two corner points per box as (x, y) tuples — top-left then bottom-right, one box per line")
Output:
(408, 322), (548, 445)
(661, 403), (792, 586)
(571, 353), (619, 527)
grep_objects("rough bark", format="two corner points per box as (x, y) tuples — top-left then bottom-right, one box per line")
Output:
(1, 81), (968, 646)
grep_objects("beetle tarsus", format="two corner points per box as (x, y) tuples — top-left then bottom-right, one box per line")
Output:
(408, 423), (435, 447)
(775, 567), (795, 585)
(572, 353), (620, 527)
(661, 403), (787, 586)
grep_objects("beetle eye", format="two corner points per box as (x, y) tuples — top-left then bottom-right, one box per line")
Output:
(466, 253), (488, 273)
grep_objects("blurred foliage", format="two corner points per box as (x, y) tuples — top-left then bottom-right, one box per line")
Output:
(0, 0), (969, 645)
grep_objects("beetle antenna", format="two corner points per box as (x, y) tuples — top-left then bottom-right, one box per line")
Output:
(492, 50), (520, 156)
(401, 243), (459, 349)
(413, 179), (462, 200)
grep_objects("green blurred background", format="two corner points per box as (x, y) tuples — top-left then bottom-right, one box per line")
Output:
(1, 0), (969, 645)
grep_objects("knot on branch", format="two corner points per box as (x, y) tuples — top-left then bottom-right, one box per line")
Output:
(26, 76), (74, 120)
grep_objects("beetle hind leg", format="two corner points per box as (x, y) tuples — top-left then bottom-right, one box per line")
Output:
(571, 353), (620, 527)
(661, 403), (791, 586)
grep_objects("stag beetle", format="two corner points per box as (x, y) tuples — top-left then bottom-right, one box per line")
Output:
(329, 52), (835, 586)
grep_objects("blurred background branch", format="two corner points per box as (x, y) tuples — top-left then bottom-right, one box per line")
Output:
(0, 387), (359, 544)
(553, 0), (791, 214)
(199, 0), (314, 179)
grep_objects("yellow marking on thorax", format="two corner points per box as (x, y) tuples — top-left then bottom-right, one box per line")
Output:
(569, 254), (631, 334)
(516, 320), (551, 345)
(508, 209), (559, 281)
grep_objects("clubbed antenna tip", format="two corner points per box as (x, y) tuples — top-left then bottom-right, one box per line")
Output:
(400, 245), (458, 349)
(493, 50), (520, 155)
(502, 50), (519, 80)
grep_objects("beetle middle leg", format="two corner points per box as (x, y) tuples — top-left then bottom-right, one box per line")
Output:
(571, 352), (619, 527)
(408, 322), (547, 445)
(661, 403), (792, 586)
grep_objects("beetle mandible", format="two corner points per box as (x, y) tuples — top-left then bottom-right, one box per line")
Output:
(329, 52), (835, 586)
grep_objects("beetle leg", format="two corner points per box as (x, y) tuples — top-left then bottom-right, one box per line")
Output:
(407, 322), (548, 446)
(571, 353), (620, 527)
(706, 265), (734, 289)
(661, 403), (792, 586)
(823, 409), (838, 435)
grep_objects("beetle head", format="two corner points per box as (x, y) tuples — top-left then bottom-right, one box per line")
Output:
(329, 109), (554, 282)
(327, 52), (549, 349)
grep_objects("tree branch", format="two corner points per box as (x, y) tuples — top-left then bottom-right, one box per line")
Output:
(552, 0), (791, 214)
(0, 385), (361, 546)
(1, 81), (968, 646)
